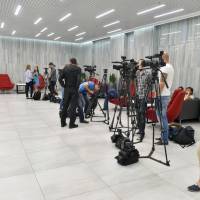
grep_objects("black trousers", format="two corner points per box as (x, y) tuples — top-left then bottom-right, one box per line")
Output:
(25, 81), (33, 98)
(48, 81), (56, 95)
(135, 97), (147, 136)
(61, 88), (79, 125)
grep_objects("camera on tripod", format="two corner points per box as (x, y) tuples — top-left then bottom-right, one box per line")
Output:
(84, 65), (96, 73)
(144, 51), (165, 69)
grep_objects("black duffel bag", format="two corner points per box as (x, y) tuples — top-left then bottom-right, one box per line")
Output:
(173, 126), (195, 146)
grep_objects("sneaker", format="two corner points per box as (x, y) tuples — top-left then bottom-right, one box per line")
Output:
(188, 184), (200, 192)
(155, 139), (168, 145)
(69, 124), (78, 129)
(80, 120), (89, 124)
(61, 121), (67, 128)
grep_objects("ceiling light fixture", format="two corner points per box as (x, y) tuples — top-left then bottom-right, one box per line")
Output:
(137, 4), (166, 15)
(11, 30), (16, 35)
(1, 22), (5, 29)
(47, 33), (55, 37)
(14, 5), (22, 16)
(34, 17), (42, 25)
(68, 25), (79, 31)
(75, 37), (83, 41)
(76, 32), (86, 36)
(40, 27), (48, 32)
(107, 28), (122, 34)
(35, 33), (41, 37)
(162, 31), (181, 36)
(96, 9), (115, 19)
(103, 20), (120, 27)
(154, 8), (184, 18)
(59, 13), (71, 22)
(54, 37), (61, 40)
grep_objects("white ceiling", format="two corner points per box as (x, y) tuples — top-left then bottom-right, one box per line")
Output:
(0, 0), (200, 43)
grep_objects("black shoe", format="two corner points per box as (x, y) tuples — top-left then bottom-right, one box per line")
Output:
(61, 121), (67, 127)
(188, 184), (200, 192)
(69, 124), (78, 129)
(80, 120), (89, 124)
(156, 137), (161, 141)
(155, 139), (168, 145)
(136, 131), (141, 135)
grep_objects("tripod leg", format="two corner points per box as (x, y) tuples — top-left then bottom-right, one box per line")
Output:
(109, 105), (118, 130)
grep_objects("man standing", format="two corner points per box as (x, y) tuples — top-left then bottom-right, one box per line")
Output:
(48, 62), (57, 96)
(155, 52), (174, 145)
(59, 58), (81, 128)
(135, 59), (151, 142)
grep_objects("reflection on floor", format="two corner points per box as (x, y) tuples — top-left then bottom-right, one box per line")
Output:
(0, 94), (199, 200)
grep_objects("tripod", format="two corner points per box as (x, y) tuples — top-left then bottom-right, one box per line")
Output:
(139, 67), (170, 166)
(87, 70), (110, 124)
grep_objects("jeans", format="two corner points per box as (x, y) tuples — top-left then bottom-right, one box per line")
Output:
(78, 95), (85, 121)
(82, 94), (89, 113)
(156, 96), (170, 144)
(135, 97), (147, 136)
(25, 81), (33, 98)
(103, 94), (109, 110)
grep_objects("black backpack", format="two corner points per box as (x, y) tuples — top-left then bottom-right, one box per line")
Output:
(33, 91), (41, 100)
(172, 126), (195, 147)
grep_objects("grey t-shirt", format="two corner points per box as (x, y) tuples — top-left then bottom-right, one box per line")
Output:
(49, 67), (57, 82)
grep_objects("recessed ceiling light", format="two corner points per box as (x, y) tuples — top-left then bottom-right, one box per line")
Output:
(11, 30), (16, 35)
(137, 4), (166, 15)
(76, 32), (86, 36)
(1, 22), (5, 29)
(154, 9), (184, 18)
(14, 5), (22, 16)
(54, 37), (61, 40)
(34, 17), (42, 25)
(47, 33), (55, 37)
(107, 28), (122, 34)
(75, 37), (83, 41)
(59, 13), (71, 22)
(40, 27), (48, 32)
(162, 31), (181, 36)
(35, 33), (41, 37)
(103, 20), (120, 27)
(68, 25), (79, 31)
(96, 9), (115, 19)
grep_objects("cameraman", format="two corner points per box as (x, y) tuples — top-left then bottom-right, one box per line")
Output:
(155, 52), (174, 145)
(48, 62), (57, 96)
(59, 58), (81, 128)
(135, 59), (151, 142)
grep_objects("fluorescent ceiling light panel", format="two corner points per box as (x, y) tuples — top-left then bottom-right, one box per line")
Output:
(154, 9), (184, 18)
(14, 5), (22, 16)
(107, 28), (122, 34)
(96, 9), (115, 19)
(137, 4), (166, 15)
(11, 30), (16, 35)
(162, 31), (181, 36)
(35, 33), (41, 37)
(103, 20), (120, 27)
(1, 22), (5, 28)
(76, 32), (86, 36)
(47, 33), (55, 37)
(75, 37), (83, 41)
(59, 13), (71, 22)
(68, 25), (79, 31)
(34, 17), (42, 25)
(54, 37), (61, 40)
(40, 27), (48, 32)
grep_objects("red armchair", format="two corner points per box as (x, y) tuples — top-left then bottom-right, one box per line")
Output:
(146, 89), (185, 123)
(0, 74), (15, 91)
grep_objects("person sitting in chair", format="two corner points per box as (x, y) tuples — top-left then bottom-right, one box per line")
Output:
(184, 87), (194, 101)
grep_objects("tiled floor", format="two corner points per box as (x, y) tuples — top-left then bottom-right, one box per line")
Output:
(0, 94), (200, 200)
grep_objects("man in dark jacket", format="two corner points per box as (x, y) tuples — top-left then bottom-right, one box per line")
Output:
(59, 58), (81, 128)
(48, 62), (57, 96)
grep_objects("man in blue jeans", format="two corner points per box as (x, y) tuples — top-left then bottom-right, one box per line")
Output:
(155, 52), (174, 145)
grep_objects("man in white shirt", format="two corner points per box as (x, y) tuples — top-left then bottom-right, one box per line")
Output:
(155, 52), (174, 145)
